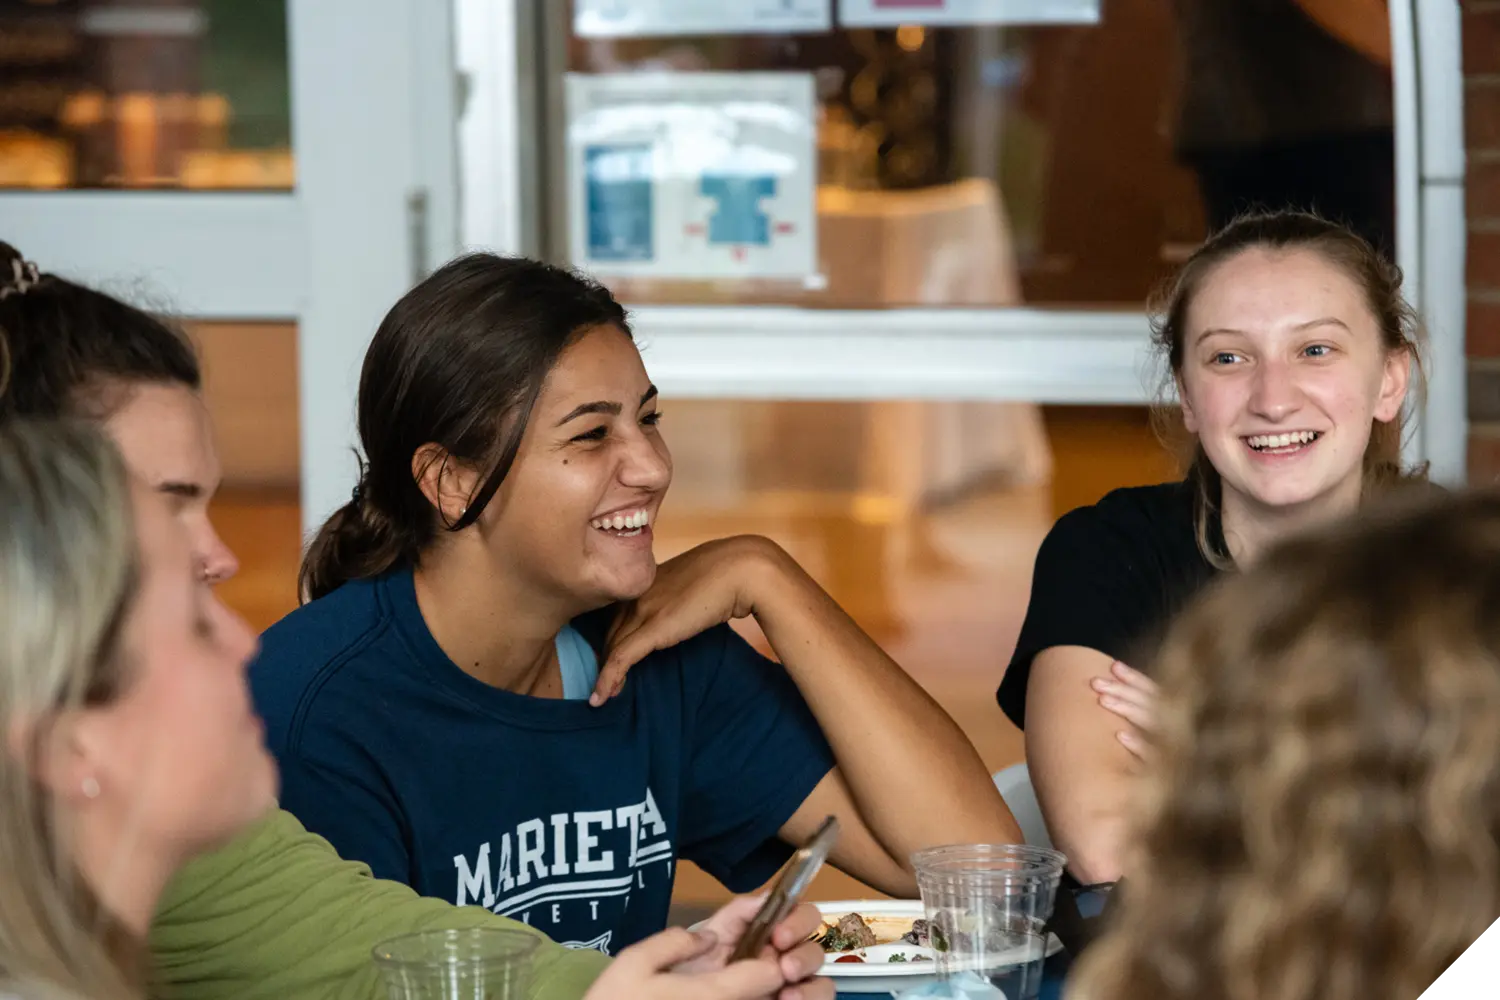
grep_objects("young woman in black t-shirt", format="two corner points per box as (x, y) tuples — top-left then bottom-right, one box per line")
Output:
(1070, 491), (1500, 1000)
(999, 211), (1428, 884)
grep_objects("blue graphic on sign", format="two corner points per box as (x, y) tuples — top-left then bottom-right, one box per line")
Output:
(700, 174), (776, 246)
(586, 144), (654, 261)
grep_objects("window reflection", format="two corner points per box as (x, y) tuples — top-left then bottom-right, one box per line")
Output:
(0, 0), (292, 190)
(553, 0), (1395, 307)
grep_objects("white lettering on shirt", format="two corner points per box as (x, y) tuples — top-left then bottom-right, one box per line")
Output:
(449, 788), (678, 940)
(575, 810), (615, 874)
(516, 819), (547, 886)
(453, 842), (496, 908)
(549, 813), (572, 876)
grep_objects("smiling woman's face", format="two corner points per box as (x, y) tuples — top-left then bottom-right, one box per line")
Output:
(1178, 247), (1409, 518)
(475, 324), (673, 609)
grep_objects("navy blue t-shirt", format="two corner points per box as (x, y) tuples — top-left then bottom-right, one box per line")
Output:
(251, 568), (836, 955)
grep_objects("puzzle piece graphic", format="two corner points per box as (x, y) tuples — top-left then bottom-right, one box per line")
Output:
(700, 174), (777, 246)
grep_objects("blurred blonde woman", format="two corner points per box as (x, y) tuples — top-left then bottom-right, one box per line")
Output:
(0, 420), (275, 999)
(1069, 489), (1500, 1000)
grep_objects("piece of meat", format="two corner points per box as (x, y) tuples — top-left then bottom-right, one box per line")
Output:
(836, 913), (877, 949)
(901, 918), (931, 948)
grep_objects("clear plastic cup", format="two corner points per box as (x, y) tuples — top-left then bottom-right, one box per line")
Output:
(372, 927), (540, 1000)
(912, 844), (1067, 1000)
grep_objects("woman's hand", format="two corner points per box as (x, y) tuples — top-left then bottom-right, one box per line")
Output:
(590, 535), (785, 706)
(1090, 660), (1160, 761)
(582, 897), (832, 1000)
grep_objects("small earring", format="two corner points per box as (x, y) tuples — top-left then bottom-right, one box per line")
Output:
(81, 777), (100, 800)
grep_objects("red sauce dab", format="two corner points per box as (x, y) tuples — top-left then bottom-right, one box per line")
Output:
(835, 955), (865, 964)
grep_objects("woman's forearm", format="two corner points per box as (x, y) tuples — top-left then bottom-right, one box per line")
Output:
(1024, 647), (1141, 884)
(749, 546), (1022, 870)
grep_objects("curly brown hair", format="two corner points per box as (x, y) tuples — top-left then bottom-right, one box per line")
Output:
(1068, 489), (1500, 1000)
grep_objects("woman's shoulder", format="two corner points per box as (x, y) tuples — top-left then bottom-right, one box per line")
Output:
(1030, 480), (1212, 597)
(261, 573), (393, 656)
(252, 573), (403, 715)
(1050, 481), (1195, 547)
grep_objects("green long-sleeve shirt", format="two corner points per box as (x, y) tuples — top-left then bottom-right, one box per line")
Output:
(150, 809), (610, 1000)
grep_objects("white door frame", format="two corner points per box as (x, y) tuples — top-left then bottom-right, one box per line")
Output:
(1391, 0), (1466, 484)
(287, 0), (460, 534)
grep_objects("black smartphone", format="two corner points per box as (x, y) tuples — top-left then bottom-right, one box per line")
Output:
(728, 815), (840, 963)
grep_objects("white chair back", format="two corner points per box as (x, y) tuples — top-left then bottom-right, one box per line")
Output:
(993, 762), (1053, 850)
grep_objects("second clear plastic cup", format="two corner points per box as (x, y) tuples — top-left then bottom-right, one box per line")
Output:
(372, 927), (539, 1000)
(912, 844), (1066, 1000)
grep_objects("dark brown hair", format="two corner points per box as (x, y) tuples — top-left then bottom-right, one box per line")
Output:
(1070, 488), (1500, 1000)
(0, 242), (200, 424)
(298, 254), (630, 602)
(1148, 211), (1427, 567)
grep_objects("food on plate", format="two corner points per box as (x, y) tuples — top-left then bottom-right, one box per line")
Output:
(816, 911), (934, 958)
(829, 953), (932, 965)
(818, 912), (878, 952)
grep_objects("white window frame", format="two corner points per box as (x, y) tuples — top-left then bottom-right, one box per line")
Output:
(1392, 0), (1466, 483)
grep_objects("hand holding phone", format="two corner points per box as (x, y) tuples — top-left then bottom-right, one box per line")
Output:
(728, 815), (840, 963)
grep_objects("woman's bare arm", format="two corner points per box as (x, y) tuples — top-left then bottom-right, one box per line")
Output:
(1024, 646), (1141, 884)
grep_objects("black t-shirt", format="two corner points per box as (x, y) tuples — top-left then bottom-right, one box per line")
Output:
(997, 481), (1221, 729)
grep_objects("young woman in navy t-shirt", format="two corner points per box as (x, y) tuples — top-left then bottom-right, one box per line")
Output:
(252, 254), (1020, 956)
(999, 211), (1430, 890)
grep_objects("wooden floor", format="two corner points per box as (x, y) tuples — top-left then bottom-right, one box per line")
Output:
(208, 404), (1174, 912)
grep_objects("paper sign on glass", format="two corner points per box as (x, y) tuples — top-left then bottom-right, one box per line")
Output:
(566, 72), (818, 280)
(838, 0), (1099, 27)
(575, 0), (831, 38)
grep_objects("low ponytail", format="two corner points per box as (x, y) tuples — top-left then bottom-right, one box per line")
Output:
(298, 485), (413, 602)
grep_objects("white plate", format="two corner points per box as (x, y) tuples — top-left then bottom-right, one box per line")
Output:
(813, 900), (1063, 995)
